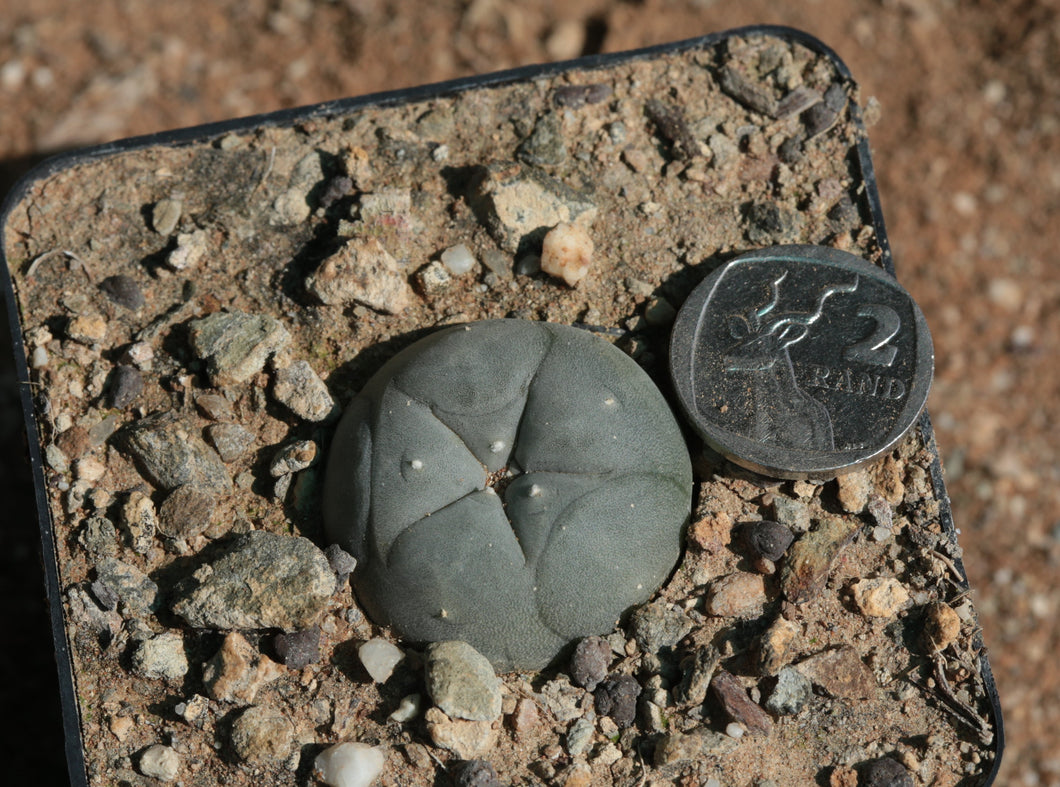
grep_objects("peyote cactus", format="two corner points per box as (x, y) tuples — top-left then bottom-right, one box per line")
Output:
(323, 319), (692, 670)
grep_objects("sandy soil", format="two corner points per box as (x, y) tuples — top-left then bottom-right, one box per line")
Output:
(0, 2), (1056, 785)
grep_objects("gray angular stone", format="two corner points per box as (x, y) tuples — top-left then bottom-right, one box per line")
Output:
(323, 319), (692, 671)
(272, 360), (337, 422)
(131, 633), (189, 681)
(653, 728), (737, 766)
(565, 717), (594, 757)
(158, 484), (215, 540)
(205, 423), (255, 463)
(230, 705), (294, 765)
(106, 365), (143, 409)
(305, 237), (413, 314)
(630, 602), (693, 653)
(171, 531), (335, 632)
(765, 665), (812, 715)
(188, 311), (291, 386)
(116, 411), (232, 494)
(745, 201), (805, 246)
(470, 161), (597, 254)
(425, 641), (502, 722)
(269, 439), (319, 477)
(272, 150), (324, 225)
(96, 556), (158, 615)
(517, 112), (567, 167)
(771, 495), (811, 534)
(121, 490), (158, 554)
(78, 516), (118, 558)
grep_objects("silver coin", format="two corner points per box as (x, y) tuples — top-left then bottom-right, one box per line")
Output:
(669, 245), (934, 479)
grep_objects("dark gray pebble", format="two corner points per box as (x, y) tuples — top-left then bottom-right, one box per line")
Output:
(274, 626), (320, 670)
(594, 673), (641, 728)
(107, 365), (143, 409)
(745, 520), (795, 562)
(319, 176), (353, 210)
(745, 202), (805, 246)
(324, 543), (357, 586)
(89, 579), (119, 611)
(778, 135), (804, 164)
(517, 111), (567, 167)
(99, 275), (145, 310)
(569, 635), (611, 691)
(455, 759), (503, 787)
(861, 757), (914, 787)
(645, 99), (699, 161)
(552, 83), (612, 108)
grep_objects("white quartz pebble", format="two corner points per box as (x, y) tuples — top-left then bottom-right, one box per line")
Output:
(540, 222), (593, 286)
(358, 638), (404, 684)
(314, 742), (385, 787)
(440, 243), (476, 275)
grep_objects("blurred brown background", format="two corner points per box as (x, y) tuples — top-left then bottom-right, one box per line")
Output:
(1, 1), (1056, 784)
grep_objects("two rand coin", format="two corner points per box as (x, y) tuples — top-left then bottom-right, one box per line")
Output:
(669, 245), (934, 480)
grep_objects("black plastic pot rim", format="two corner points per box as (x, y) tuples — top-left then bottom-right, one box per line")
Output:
(0, 24), (1004, 787)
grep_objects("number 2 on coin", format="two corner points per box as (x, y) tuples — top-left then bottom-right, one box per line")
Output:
(843, 303), (900, 367)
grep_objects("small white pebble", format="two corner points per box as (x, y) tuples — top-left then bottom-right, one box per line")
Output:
(388, 694), (422, 723)
(440, 243), (476, 275)
(358, 638), (404, 684)
(540, 223), (594, 286)
(409, 459), (423, 471)
(74, 457), (107, 483)
(603, 396), (616, 406)
(704, 779), (722, 787)
(725, 722), (745, 739)
(139, 744), (180, 781)
(528, 484), (543, 498)
(872, 526), (893, 542)
(489, 440), (505, 453)
(31, 345), (48, 368)
(314, 742), (385, 787)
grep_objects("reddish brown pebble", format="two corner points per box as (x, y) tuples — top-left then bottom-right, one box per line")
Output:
(510, 697), (540, 736)
(158, 484), (216, 540)
(922, 601), (961, 652)
(705, 572), (768, 618)
(56, 425), (91, 459)
(570, 635), (611, 691)
(780, 516), (859, 604)
(709, 670), (772, 736)
(795, 645), (876, 699)
(688, 511), (733, 552)
(829, 765), (858, 787)
(758, 614), (800, 675)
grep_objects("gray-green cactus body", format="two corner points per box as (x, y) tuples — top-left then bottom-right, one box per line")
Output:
(324, 319), (692, 671)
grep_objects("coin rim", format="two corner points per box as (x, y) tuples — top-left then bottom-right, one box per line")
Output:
(669, 244), (935, 480)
